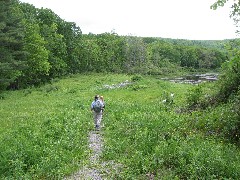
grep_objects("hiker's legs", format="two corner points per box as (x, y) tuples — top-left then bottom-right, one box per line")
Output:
(96, 112), (103, 127)
(93, 111), (102, 129)
(96, 112), (102, 128)
(93, 112), (98, 128)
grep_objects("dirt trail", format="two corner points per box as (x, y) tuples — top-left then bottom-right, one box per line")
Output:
(65, 129), (122, 180)
(65, 131), (103, 179)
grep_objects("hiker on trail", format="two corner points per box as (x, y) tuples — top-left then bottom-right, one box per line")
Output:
(91, 95), (104, 130)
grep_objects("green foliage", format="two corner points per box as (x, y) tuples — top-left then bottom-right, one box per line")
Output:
(0, 1), (228, 90)
(162, 90), (174, 105)
(96, 33), (126, 73)
(0, 0), (26, 90)
(147, 39), (227, 74)
(0, 74), (101, 178)
(185, 81), (221, 111)
(130, 84), (148, 91)
(186, 85), (204, 108)
(1, 0), (239, 178)
(40, 23), (67, 77)
(216, 39), (240, 102)
(211, 0), (240, 28)
(124, 36), (148, 74)
(145, 37), (229, 51)
(180, 40), (240, 145)
(190, 89), (240, 143)
(20, 20), (50, 85)
(100, 74), (240, 179)
(1, 74), (240, 179)
(0, 0), (230, 90)
(131, 74), (143, 82)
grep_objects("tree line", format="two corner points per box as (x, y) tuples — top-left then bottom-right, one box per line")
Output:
(0, 0), (231, 90)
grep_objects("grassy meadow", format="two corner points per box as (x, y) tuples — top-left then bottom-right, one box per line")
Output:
(0, 73), (239, 179)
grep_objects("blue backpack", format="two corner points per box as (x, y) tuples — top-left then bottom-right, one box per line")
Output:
(93, 100), (102, 112)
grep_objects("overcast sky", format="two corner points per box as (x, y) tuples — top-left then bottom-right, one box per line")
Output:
(19, 0), (239, 40)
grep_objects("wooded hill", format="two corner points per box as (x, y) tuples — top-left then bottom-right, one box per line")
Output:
(0, 0), (236, 90)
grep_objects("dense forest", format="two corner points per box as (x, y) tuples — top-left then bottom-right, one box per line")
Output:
(1, 0), (234, 91)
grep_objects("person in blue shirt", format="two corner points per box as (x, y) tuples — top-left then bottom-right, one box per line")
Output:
(91, 95), (104, 130)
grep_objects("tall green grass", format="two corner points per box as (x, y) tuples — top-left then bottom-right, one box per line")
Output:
(101, 75), (240, 179)
(0, 73), (130, 178)
(1, 73), (240, 179)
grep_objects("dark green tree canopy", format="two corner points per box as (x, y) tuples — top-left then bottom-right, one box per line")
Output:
(0, 0), (232, 90)
(0, 0), (26, 89)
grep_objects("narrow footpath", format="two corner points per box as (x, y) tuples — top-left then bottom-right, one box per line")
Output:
(65, 130), (122, 180)
(65, 130), (103, 179)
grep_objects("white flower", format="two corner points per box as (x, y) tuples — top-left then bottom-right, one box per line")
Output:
(162, 99), (167, 103)
(170, 93), (174, 97)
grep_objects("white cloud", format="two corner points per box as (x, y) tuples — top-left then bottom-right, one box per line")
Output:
(19, 0), (239, 40)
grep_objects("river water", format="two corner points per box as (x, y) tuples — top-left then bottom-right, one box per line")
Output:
(161, 73), (218, 85)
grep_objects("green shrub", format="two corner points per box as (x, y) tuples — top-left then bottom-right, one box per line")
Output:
(131, 84), (148, 91)
(216, 40), (240, 102)
(192, 90), (240, 143)
(131, 74), (143, 82)
(186, 84), (204, 109)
